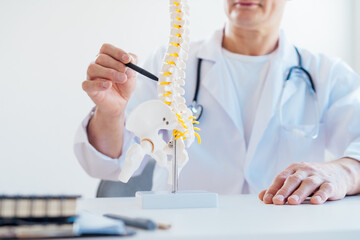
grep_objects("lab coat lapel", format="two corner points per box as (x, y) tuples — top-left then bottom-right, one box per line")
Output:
(196, 29), (245, 133)
(245, 31), (297, 167)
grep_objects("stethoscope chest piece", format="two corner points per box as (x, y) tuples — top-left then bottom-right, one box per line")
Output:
(189, 101), (203, 121)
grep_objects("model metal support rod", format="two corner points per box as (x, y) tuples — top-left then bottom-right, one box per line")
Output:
(172, 139), (178, 193)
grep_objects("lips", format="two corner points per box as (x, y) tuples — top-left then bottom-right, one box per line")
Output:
(233, 1), (260, 7)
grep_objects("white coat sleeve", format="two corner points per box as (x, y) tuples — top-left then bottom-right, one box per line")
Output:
(74, 46), (167, 180)
(324, 61), (360, 161)
(73, 108), (137, 180)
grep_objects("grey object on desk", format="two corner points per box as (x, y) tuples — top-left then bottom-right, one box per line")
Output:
(96, 160), (156, 197)
(104, 213), (157, 230)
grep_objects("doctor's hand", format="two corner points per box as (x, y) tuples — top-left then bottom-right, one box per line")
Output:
(82, 44), (138, 159)
(258, 158), (360, 205)
(82, 44), (138, 118)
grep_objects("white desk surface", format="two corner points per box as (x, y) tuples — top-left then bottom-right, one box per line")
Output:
(72, 194), (360, 240)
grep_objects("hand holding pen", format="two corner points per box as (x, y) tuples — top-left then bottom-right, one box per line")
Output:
(82, 44), (140, 159)
(83, 44), (157, 118)
(82, 44), (158, 159)
(83, 44), (139, 116)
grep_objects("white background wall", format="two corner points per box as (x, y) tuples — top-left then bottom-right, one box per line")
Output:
(0, 0), (359, 198)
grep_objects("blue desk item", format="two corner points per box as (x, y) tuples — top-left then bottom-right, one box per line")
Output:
(74, 211), (135, 236)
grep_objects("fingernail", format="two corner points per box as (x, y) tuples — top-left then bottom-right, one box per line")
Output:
(313, 196), (322, 203)
(102, 81), (109, 88)
(264, 193), (273, 202)
(116, 73), (126, 83)
(129, 55), (135, 63)
(273, 195), (284, 202)
(121, 54), (129, 62)
(289, 195), (299, 203)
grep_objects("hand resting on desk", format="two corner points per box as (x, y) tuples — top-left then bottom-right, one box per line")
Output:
(258, 157), (360, 205)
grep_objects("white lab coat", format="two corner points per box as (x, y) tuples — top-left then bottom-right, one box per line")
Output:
(74, 29), (360, 194)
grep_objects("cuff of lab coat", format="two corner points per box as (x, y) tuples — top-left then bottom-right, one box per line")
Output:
(73, 107), (138, 180)
(343, 139), (360, 162)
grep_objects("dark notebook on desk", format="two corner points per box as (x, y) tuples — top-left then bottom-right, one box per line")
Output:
(0, 195), (133, 238)
(0, 195), (80, 239)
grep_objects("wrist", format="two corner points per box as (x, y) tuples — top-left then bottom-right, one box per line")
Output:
(87, 107), (126, 159)
(89, 108), (125, 137)
(94, 106), (125, 123)
(335, 158), (360, 195)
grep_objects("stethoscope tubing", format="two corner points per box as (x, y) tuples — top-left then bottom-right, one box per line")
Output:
(191, 46), (317, 121)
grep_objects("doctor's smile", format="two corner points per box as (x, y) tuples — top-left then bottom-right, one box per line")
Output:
(77, 0), (360, 208)
(233, 1), (262, 8)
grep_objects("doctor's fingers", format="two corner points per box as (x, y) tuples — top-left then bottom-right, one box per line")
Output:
(95, 54), (128, 73)
(95, 53), (138, 74)
(87, 63), (127, 83)
(272, 170), (308, 205)
(99, 43), (135, 65)
(125, 53), (138, 79)
(258, 190), (266, 201)
(128, 53), (138, 64)
(261, 170), (293, 204)
(82, 79), (112, 94)
(287, 176), (324, 205)
(310, 182), (337, 204)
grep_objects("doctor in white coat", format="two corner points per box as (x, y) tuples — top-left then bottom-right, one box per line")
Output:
(75, 0), (360, 205)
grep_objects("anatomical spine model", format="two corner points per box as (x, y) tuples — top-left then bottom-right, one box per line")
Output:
(118, 0), (200, 184)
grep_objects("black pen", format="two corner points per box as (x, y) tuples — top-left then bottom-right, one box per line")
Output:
(104, 213), (171, 231)
(125, 62), (158, 81)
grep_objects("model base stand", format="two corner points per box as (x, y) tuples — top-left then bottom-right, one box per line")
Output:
(136, 191), (218, 209)
(136, 139), (218, 209)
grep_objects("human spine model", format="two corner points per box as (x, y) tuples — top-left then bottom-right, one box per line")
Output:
(118, 0), (200, 184)
(159, 0), (200, 147)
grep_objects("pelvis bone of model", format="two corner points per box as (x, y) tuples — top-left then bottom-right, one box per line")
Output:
(118, 100), (189, 183)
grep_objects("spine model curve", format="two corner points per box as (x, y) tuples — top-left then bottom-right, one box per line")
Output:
(158, 0), (201, 147)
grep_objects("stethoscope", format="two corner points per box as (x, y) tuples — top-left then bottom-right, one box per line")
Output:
(189, 47), (319, 139)
(188, 58), (204, 121)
